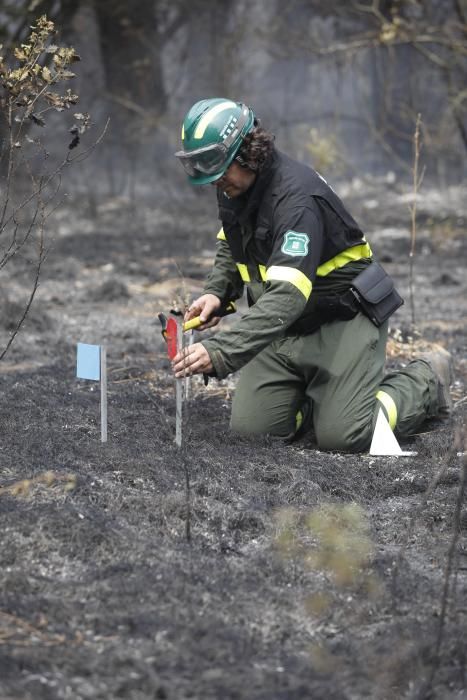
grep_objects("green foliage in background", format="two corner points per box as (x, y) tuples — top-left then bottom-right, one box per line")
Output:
(276, 502), (380, 603)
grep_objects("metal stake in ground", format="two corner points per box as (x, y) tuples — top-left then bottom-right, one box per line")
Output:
(158, 314), (183, 448)
(175, 321), (183, 448)
(184, 329), (194, 401)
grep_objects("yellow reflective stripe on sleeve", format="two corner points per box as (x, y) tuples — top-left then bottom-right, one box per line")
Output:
(194, 101), (236, 139)
(265, 266), (313, 300)
(376, 390), (398, 430)
(295, 409), (303, 432)
(258, 264), (267, 281)
(236, 263), (251, 282)
(217, 227), (226, 241)
(316, 242), (372, 277)
(181, 124), (185, 140)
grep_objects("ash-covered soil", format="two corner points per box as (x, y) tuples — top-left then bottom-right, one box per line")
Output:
(0, 179), (466, 700)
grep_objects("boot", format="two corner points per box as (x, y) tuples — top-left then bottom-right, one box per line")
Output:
(418, 347), (454, 416)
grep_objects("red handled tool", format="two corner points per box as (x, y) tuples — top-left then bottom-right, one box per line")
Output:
(158, 302), (236, 348)
(158, 313), (179, 359)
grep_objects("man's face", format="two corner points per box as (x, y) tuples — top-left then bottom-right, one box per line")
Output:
(213, 161), (256, 198)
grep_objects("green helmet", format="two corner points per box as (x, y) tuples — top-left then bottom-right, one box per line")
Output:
(175, 98), (255, 185)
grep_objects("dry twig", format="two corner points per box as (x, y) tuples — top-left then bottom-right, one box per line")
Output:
(408, 113), (424, 330)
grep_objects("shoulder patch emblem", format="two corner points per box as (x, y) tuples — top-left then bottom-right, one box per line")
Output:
(281, 231), (309, 257)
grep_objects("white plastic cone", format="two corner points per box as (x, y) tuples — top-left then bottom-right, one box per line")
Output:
(369, 408), (465, 458)
(370, 408), (404, 456)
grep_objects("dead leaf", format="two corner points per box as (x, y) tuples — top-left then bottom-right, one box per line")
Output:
(41, 66), (52, 82)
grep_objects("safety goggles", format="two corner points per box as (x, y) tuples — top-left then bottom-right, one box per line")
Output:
(175, 106), (250, 178)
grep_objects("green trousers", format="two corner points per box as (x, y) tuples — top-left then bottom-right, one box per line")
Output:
(230, 312), (440, 452)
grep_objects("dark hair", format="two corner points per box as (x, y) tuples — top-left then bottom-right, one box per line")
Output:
(235, 124), (275, 173)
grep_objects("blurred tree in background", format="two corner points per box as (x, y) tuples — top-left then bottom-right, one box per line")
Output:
(1, 0), (465, 196)
(266, 0), (467, 179)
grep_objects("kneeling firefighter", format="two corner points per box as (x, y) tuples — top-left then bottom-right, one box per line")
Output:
(172, 98), (453, 452)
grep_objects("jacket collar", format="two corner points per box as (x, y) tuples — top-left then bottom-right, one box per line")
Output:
(218, 149), (278, 226)
(237, 149), (278, 225)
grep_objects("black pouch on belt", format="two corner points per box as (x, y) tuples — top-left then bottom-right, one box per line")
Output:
(349, 261), (404, 327)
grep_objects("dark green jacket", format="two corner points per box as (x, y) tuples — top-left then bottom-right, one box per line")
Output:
(202, 149), (372, 379)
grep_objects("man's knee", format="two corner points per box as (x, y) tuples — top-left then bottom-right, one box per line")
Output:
(230, 406), (294, 438)
(315, 421), (372, 453)
(230, 415), (265, 435)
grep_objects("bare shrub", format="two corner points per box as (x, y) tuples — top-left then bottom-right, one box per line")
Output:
(0, 15), (95, 360)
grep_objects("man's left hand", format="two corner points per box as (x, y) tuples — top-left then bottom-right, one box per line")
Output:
(172, 343), (213, 377)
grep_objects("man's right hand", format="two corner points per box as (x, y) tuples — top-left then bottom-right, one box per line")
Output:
(184, 294), (222, 331)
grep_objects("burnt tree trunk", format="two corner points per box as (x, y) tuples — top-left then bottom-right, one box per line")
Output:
(93, 0), (167, 143)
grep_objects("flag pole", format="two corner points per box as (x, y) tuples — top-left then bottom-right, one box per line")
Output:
(100, 346), (107, 443)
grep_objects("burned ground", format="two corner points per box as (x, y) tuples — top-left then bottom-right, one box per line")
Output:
(0, 180), (466, 700)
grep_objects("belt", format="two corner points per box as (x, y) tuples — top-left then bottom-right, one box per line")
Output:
(288, 291), (359, 336)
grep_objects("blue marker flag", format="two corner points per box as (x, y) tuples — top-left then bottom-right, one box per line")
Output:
(77, 343), (101, 381)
